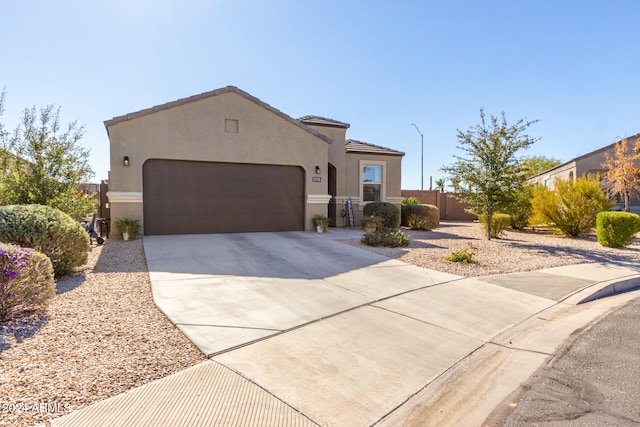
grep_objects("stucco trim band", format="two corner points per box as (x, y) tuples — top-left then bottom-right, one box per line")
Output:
(307, 194), (332, 204)
(385, 196), (404, 204)
(107, 191), (143, 203)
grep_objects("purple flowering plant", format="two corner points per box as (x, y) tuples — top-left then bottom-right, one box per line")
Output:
(0, 242), (55, 321)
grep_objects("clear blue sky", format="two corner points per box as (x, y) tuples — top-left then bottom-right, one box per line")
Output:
(2, 0), (639, 189)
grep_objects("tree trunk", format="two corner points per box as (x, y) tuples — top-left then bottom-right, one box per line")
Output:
(487, 211), (492, 241)
(624, 193), (630, 212)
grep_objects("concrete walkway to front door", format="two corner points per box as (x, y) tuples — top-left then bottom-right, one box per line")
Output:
(52, 231), (640, 427)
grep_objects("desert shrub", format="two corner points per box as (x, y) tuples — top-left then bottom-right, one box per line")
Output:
(402, 204), (439, 230)
(445, 246), (477, 263)
(360, 215), (384, 230)
(0, 243), (55, 321)
(361, 228), (409, 248)
(531, 177), (614, 236)
(479, 213), (512, 239)
(0, 204), (89, 277)
(596, 212), (640, 247)
(402, 197), (421, 205)
(363, 202), (399, 228)
(503, 184), (534, 229)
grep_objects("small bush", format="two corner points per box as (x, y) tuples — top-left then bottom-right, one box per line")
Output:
(445, 242), (477, 263)
(114, 218), (142, 240)
(363, 202), (400, 229)
(402, 197), (421, 205)
(479, 213), (512, 239)
(531, 177), (614, 236)
(0, 243), (55, 321)
(360, 215), (384, 230)
(596, 212), (640, 247)
(402, 204), (439, 230)
(503, 184), (534, 229)
(0, 204), (89, 277)
(361, 228), (409, 248)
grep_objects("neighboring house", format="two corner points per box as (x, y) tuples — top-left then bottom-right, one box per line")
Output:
(104, 86), (404, 235)
(528, 133), (640, 209)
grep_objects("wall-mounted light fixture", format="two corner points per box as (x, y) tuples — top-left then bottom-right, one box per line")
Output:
(315, 165), (321, 174)
(123, 156), (130, 166)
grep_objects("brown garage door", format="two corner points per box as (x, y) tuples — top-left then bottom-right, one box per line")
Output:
(143, 159), (305, 235)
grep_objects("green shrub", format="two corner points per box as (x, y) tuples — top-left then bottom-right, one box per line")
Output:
(1, 243), (55, 321)
(114, 218), (142, 240)
(445, 248), (476, 263)
(402, 204), (439, 230)
(363, 202), (400, 228)
(503, 184), (534, 229)
(360, 215), (384, 230)
(596, 212), (640, 247)
(445, 242), (477, 263)
(0, 204), (89, 277)
(402, 197), (421, 205)
(531, 177), (614, 236)
(479, 213), (512, 239)
(361, 228), (409, 247)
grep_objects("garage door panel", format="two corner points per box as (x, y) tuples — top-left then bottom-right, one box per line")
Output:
(143, 160), (305, 235)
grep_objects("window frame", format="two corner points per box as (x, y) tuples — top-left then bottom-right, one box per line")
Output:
(359, 160), (386, 205)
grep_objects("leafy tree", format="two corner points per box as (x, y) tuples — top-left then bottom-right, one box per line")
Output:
(521, 155), (562, 178)
(601, 138), (640, 212)
(441, 108), (539, 239)
(435, 178), (446, 192)
(531, 177), (614, 236)
(502, 183), (535, 229)
(449, 176), (463, 192)
(0, 97), (95, 219)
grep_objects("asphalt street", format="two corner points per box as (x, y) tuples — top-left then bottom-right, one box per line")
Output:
(485, 294), (640, 426)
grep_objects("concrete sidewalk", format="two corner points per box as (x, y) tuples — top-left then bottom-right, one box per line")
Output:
(50, 233), (640, 426)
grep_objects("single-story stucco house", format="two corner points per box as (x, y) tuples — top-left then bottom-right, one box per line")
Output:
(104, 86), (405, 235)
(528, 133), (640, 210)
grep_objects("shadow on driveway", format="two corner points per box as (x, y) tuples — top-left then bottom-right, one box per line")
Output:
(143, 231), (395, 279)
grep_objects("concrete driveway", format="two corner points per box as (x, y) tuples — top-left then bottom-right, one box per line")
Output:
(143, 231), (462, 356)
(142, 231), (568, 426)
(53, 231), (640, 426)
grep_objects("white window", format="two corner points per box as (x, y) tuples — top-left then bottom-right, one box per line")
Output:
(362, 165), (382, 202)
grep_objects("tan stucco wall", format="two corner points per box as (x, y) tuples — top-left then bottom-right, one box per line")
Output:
(303, 124), (349, 226)
(304, 125), (348, 195)
(107, 91), (330, 232)
(528, 161), (577, 187)
(345, 152), (403, 225)
(575, 149), (612, 177)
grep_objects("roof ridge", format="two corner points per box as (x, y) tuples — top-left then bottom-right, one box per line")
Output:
(528, 132), (640, 178)
(299, 115), (350, 129)
(104, 86), (333, 145)
(345, 138), (405, 156)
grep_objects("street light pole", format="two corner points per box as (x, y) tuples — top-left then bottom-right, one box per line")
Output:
(411, 123), (424, 191)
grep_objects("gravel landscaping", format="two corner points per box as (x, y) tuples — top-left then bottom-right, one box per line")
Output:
(344, 220), (640, 277)
(1, 221), (639, 426)
(0, 240), (206, 427)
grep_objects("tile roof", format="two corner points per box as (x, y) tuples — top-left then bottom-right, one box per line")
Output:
(345, 139), (405, 156)
(104, 86), (333, 144)
(298, 115), (350, 129)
